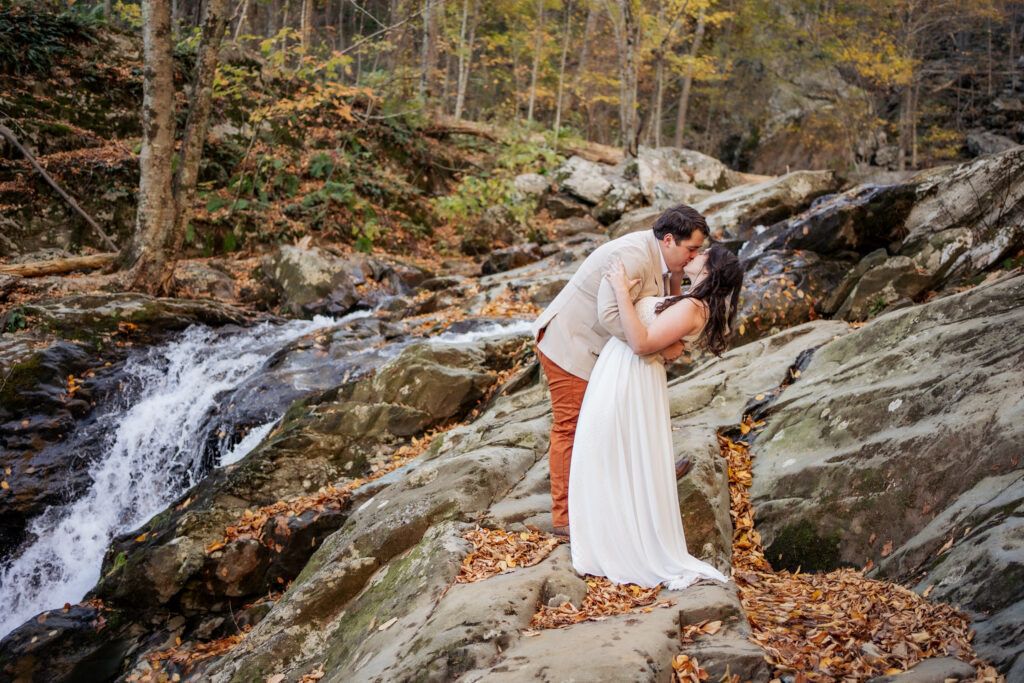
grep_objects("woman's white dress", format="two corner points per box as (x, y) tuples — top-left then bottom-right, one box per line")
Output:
(568, 296), (729, 590)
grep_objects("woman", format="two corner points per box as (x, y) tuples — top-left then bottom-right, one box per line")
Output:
(567, 245), (743, 589)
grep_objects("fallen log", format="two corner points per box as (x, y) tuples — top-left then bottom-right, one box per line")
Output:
(0, 253), (118, 277)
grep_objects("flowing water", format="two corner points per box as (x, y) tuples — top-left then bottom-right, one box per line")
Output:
(0, 313), (534, 640)
(0, 316), (336, 639)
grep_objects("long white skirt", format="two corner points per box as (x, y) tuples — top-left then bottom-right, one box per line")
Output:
(568, 336), (729, 590)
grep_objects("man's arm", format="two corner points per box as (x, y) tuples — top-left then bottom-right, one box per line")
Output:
(596, 245), (649, 341)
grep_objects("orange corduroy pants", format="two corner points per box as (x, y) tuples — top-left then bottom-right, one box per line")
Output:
(537, 347), (588, 528)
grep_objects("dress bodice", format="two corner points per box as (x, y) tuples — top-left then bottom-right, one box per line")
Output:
(634, 296), (705, 344)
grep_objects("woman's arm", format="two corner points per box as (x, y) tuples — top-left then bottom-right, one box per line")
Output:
(606, 259), (705, 355)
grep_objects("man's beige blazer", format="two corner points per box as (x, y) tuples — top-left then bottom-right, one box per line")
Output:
(533, 230), (665, 381)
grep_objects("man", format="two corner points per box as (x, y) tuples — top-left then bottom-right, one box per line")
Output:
(533, 204), (708, 539)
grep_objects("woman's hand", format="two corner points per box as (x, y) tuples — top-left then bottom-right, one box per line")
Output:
(605, 258), (639, 295)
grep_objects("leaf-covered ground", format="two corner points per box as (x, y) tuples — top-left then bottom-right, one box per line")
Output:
(719, 425), (1005, 683)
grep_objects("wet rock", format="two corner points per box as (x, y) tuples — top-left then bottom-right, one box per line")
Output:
(732, 250), (853, 346)
(833, 255), (932, 321)
(543, 192), (591, 219)
(591, 181), (644, 225)
(553, 156), (612, 205)
(740, 183), (918, 261)
(0, 339), (119, 554)
(513, 173), (551, 197)
(480, 244), (543, 275)
(695, 170), (840, 240)
(899, 146), (1024, 288)
(91, 340), (505, 614)
(261, 245), (359, 317)
(0, 602), (138, 683)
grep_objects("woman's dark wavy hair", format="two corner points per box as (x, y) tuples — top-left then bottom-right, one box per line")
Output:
(655, 245), (743, 356)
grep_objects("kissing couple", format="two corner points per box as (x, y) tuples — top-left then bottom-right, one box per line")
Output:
(532, 204), (743, 589)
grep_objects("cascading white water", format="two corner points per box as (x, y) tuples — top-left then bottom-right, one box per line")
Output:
(0, 316), (334, 640)
(0, 311), (535, 640)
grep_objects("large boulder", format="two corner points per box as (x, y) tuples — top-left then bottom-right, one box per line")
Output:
(608, 206), (663, 239)
(739, 183), (919, 261)
(637, 146), (745, 197)
(261, 246), (360, 318)
(747, 271), (1024, 671)
(694, 170), (841, 240)
(591, 181), (645, 225)
(899, 146), (1024, 288)
(552, 156), (612, 205)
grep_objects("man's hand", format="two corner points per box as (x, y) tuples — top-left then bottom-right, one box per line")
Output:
(660, 340), (685, 363)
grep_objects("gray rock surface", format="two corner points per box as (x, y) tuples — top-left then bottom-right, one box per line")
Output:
(746, 271), (1023, 673)
(553, 156), (612, 205)
(695, 170), (840, 240)
(833, 255), (933, 321)
(262, 245), (360, 318)
(637, 146), (745, 196)
(900, 146), (1024, 287)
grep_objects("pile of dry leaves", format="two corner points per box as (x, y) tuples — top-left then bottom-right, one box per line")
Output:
(455, 526), (676, 630)
(530, 576), (672, 630)
(719, 431), (1004, 682)
(130, 627), (252, 682)
(457, 527), (561, 582)
(215, 428), (450, 548)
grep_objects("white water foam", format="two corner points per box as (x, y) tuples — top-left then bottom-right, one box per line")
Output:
(219, 420), (276, 467)
(0, 316), (334, 639)
(432, 319), (533, 344)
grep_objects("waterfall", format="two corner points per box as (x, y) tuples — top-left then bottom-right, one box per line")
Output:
(0, 316), (334, 640)
(0, 311), (533, 640)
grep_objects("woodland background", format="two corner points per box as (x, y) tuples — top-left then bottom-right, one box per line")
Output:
(1, 0), (1023, 288)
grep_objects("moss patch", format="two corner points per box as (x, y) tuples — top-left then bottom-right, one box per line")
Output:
(766, 519), (843, 573)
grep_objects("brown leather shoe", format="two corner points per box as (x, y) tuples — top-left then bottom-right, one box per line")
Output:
(675, 457), (692, 479)
(552, 525), (570, 540)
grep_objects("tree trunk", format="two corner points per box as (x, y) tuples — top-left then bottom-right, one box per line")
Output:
(897, 84), (911, 171)
(910, 79), (919, 169)
(604, 0), (638, 157)
(234, 0), (250, 39)
(454, 0), (478, 121)
(673, 9), (704, 148)
(300, 0), (312, 48)
(418, 0), (438, 99)
(454, 0), (470, 120)
(553, 0), (572, 144)
(527, 0), (544, 124)
(652, 51), (664, 147)
(160, 0), (230, 293)
(120, 0), (178, 292)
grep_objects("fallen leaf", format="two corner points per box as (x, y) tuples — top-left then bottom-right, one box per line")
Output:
(377, 617), (398, 631)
